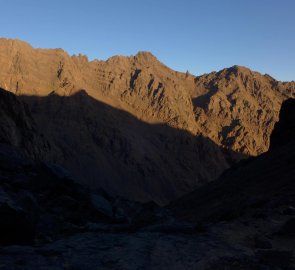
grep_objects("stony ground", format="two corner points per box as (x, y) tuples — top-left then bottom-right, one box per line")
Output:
(0, 229), (256, 270)
(1, 212), (295, 270)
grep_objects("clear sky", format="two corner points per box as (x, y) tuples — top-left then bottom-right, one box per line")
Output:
(1, 0), (294, 81)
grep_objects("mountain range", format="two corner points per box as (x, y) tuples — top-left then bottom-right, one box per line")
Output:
(0, 38), (295, 269)
(0, 38), (294, 205)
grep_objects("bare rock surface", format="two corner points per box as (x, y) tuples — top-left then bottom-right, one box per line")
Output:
(193, 66), (295, 155)
(0, 39), (294, 156)
(0, 39), (294, 202)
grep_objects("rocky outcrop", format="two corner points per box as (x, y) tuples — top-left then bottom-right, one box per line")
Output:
(193, 66), (295, 155)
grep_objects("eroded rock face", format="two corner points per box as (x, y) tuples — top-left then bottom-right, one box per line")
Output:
(0, 39), (199, 133)
(0, 38), (294, 203)
(0, 39), (294, 156)
(192, 66), (295, 155)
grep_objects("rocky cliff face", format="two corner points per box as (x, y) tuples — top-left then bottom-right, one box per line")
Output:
(0, 38), (294, 203)
(193, 66), (295, 155)
(0, 39), (198, 133)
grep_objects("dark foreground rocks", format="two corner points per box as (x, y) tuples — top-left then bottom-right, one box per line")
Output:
(0, 94), (295, 269)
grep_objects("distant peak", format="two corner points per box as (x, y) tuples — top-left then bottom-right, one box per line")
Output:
(0, 38), (33, 49)
(225, 66), (278, 82)
(215, 65), (262, 79)
(135, 51), (156, 58)
(106, 51), (158, 65)
(134, 51), (159, 64)
(228, 65), (252, 74)
(71, 53), (89, 63)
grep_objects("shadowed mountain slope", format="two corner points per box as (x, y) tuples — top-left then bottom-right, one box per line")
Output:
(170, 98), (295, 222)
(0, 88), (54, 160)
(20, 90), (236, 204)
(0, 85), (235, 204)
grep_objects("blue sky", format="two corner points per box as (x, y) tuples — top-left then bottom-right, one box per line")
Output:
(1, 0), (294, 81)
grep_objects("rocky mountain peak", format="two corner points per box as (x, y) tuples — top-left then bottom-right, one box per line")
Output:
(227, 65), (252, 74)
(134, 51), (159, 64)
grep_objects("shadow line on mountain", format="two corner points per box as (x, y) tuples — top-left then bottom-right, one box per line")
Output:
(19, 89), (248, 205)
